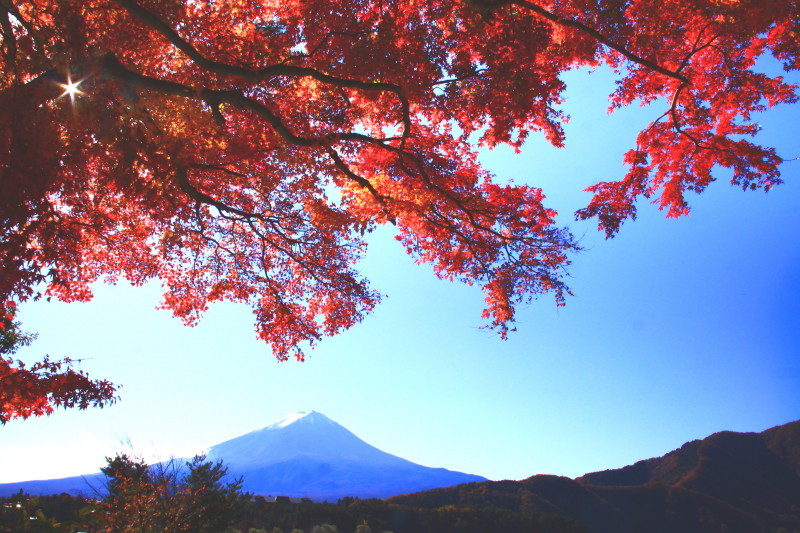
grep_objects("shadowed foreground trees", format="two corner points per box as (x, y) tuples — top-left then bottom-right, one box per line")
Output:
(93, 453), (245, 533)
(0, 455), (243, 532)
(0, 490), (586, 533)
(1, 0), (797, 363)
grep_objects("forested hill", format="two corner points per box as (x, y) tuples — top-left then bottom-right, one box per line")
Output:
(389, 420), (800, 533)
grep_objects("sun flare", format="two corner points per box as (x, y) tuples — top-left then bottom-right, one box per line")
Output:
(59, 73), (85, 103)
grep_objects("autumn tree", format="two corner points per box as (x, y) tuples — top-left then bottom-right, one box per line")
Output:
(0, 300), (116, 423)
(179, 454), (246, 533)
(0, 0), (796, 361)
(93, 453), (244, 533)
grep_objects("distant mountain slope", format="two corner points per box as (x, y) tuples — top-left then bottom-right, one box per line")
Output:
(206, 411), (486, 500)
(390, 419), (800, 533)
(0, 411), (485, 500)
(0, 473), (105, 497)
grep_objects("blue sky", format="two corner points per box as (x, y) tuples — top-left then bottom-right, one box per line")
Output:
(1, 65), (798, 485)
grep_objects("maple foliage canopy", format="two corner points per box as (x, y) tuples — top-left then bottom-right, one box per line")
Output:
(0, 0), (797, 360)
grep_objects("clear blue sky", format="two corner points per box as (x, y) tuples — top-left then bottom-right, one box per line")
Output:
(1, 64), (798, 485)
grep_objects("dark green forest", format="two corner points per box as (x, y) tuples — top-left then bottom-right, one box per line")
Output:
(0, 491), (586, 533)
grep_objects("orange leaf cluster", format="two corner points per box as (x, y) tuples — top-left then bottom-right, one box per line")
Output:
(0, 302), (117, 423)
(0, 355), (117, 423)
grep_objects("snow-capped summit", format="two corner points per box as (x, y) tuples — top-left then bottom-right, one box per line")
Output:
(206, 410), (400, 468)
(263, 410), (339, 430)
(268, 410), (322, 429)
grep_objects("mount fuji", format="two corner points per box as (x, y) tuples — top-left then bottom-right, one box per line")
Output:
(0, 411), (486, 500)
(209, 410), (486, 499)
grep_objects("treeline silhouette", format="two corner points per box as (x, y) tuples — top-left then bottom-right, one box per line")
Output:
(0, 492), (585, 533)
(236, 498), (585, 533)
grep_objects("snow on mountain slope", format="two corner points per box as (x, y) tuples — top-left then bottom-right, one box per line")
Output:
(207, 410), (406, 467)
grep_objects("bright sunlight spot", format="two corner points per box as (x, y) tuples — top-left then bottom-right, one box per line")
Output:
(59, 73), (85, 104)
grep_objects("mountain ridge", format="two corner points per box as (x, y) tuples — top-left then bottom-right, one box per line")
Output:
(389, 419), (800, 533)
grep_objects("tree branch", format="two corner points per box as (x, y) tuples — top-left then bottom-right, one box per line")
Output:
(112, 0), (412, 144)
(324, 146), (397, 225)
(0, 8), (17, 73)
(175, 165), (276, 224)
(465, 0), (690, 84)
